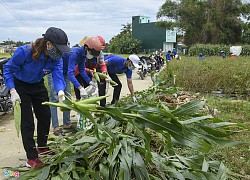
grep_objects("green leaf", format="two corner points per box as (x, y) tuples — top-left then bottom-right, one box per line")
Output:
(107, 144), (121, 165)
(133, 152), (149, 179)
(124, 112), (212, 153)
(172, 100), (205, 117)
(72, 170), (80, 180)
(181, 115), (214, 124)
(99, 107), (123, 118)
(208, 122), (246, 129)
(176, 154), (202, 169)
(171, 161), (186, 169)
(216, 162), (228, 180)
(38, 166), (50, 180)
(59, 173), (70, 180)
(131, 104), (176, 119)
(168, 168), (185, 180)
(194, 125), (229, 137)
(149, 174), (162, 180)
(109, 160), (119, 179)
(99, 163), (109, 180)
(195, 132), (249, 147)
(72, 136), (98, 146)
(51, 176), (62, 180)
(202, 158), (209, 172)
(182, 171), (205, 180)
(118, 154), (131, 180)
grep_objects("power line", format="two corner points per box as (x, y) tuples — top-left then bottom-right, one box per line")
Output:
(0, 0), (41, 35)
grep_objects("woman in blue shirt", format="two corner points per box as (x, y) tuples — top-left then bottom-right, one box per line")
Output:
(3, 27), (71, 168)
(74, 36), (108, 106)
(104, 54), (139, 104)
(62, 36), (102, 98)
(47, 36), (102, 135)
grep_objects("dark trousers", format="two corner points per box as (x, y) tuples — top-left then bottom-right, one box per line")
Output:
(14, 78), (51, 160)
(74, 74), (88, 100)
(109, 73), (122, 104)
(74, 74), (107, 106)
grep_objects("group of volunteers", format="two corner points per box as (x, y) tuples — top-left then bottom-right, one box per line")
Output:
(3, 27), (140, 168)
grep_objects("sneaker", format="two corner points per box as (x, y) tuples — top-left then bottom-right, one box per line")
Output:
(37, 147), (55, 156)
(26, 158), (44, 168)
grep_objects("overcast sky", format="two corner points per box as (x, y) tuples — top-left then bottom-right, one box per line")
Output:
(0, 0), (166, 46)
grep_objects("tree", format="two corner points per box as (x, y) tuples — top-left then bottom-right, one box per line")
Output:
(1, 40), (30, 46)
(156, 0), (250, 46)
(106, 23), (142, 54)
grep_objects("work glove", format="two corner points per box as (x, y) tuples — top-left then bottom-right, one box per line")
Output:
(132, 96), (137, 103)
(85, 81), (97, 95)
(105, 76), (111, 83)
(58, 90), (65, 102)
(10, 89), (21, 105)
(79, 88), (88, 99)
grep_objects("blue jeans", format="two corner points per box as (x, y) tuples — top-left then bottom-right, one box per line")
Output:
(47, 73), (71, 128)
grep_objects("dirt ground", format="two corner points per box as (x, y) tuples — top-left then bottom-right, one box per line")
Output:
(0, 70), (153, 179)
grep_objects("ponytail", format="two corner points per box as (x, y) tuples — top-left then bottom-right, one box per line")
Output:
(32, 38), (48, 61)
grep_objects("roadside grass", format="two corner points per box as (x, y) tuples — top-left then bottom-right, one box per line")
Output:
(0, 53), (11, 58)
(161, 56), (250, 94)
(205, 96), (250, 176)
(159, 56), (250, 177)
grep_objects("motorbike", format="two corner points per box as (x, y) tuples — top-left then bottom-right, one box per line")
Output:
(154, 54), (164, 71)
(137, 56), (148, 80)
(148, 55), (156, 72)
(0, 57), (12, 115)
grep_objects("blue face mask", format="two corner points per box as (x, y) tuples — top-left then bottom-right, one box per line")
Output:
(48, 47), (62, 61)
(128, 66), (135, 70)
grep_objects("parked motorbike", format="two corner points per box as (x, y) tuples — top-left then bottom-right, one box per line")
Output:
(148, 55), (156, 72)
(137, 56), (148, 80)
(0, 57), (12, 115)
(154, 55), (164, 71)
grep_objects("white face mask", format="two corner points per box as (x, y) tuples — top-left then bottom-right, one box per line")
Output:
(86, 50), (94, 59)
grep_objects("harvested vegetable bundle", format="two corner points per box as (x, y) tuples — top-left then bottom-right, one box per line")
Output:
(14, 101), (21, 137)
(93, 69), (100, 83)
(96, 72), (118, 86)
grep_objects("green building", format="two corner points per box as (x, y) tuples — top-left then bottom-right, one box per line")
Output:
(132, 15), (176, 53)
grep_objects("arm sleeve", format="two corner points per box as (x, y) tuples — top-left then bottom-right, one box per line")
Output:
(125, 69), (132, 79)
(79, 61), (91, 84)
(67, 53), (82, 88)
(74, 64), (79, 76)
(51, 59), (65, 93)
(3, 47), (25, 90)
(99, 62), (107, 73)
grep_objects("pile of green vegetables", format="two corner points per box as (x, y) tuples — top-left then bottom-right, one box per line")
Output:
(9, 81), (249, 180)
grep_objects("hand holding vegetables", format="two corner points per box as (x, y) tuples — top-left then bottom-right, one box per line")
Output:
(10, 89), (21, 105)
(79, 87), (88, 98)
(85, 81), (97, 95)
(58, 90), (65, 102)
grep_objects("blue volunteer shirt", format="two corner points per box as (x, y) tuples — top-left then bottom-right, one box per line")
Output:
(104, 55), (132, 79)
(62, 46), (91, 88)
(3, 44), (65, 92)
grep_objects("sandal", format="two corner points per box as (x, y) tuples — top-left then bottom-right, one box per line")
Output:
(53, 129), (65, 136)
(63, 124), (77, 131)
